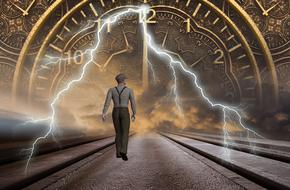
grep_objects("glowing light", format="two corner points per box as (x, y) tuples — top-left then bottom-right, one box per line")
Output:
(142, 21), (263, 137)
(142, 21), (263, 158)
(23, 6), (263, 172)
(147, 59), (157, 84)
(24, 7), (149, 173)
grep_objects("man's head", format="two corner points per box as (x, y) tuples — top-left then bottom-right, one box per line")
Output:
(115, 73), (127, 84)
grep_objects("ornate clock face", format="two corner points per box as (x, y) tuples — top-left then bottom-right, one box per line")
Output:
(0, 0), (64, 55)
(0, 58), (16, 95)
(0, 56), (29, 101)
(276, 61), (290, 105)
(262, 56), (290, 106)
(5, 0), (287, 114)
(225, 0), (290, 53)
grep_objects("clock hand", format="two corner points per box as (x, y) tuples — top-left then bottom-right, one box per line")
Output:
(122, 30), (132, 50)
(11, 1), (28, 16)
(25, 0), (36, 15)
(190, 55), (207, 68)
(254, 0), (267, 15)
(162, 29), (169, 48)
(101, 30), (134, 69)
(102, 49), (130, 68)
(264, 2), (280, 16)
(92, 60), (102, 68)
(142, 23), (149, 89)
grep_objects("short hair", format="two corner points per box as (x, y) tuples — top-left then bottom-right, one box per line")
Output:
(115, 73), (127, 83)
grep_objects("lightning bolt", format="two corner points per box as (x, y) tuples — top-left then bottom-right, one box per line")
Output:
(19, 117), (51, 127)
(23, 7), (151, 173)
(168, 60), (183, 116)
(22, 6), (263, 173)
(147, 59), (157, 84)
(140, 19), (264, 160)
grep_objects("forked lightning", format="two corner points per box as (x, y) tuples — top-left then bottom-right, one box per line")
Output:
(23, 6), (263, 173)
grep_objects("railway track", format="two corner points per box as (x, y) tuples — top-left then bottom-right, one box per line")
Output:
(160, 131), (290, 190)
(0, 134), (121, 190)
(1, 131), (289, 190)
(0, 134), (115, 165)
(162, 130), (290, 163)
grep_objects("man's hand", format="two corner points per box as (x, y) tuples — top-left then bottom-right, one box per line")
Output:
(131, 114), (136, 122)
(102, 114), (107, 121)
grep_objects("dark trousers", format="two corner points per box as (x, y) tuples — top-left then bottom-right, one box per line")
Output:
(112, 107), (130, 156)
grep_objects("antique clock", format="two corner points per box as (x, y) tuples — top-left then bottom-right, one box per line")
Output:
(0, 0), (287, 113)
(225, 0), (289, 53)
(0, 0), (66, 104)
(223, 0), (290, 110)
(0, 0), (65, 54)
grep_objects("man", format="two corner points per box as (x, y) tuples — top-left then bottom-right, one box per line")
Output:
(102, 73), (136, 161)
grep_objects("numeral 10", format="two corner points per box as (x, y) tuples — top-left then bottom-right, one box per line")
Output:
(64, 50), (84, 65)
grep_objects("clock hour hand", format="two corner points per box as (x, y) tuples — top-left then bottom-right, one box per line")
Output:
(25, 0), (36, 15)
(190, 55), (207, 68)
(122, 30), (132, 50)
(102, 49), (131, 68)
(11, 1), (28, 16)
(264, 2), (280, 16)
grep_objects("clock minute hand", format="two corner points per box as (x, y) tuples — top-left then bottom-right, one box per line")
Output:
(255, 0), (267, 15)
(142, 23), (149, 89)
(11, 2), (28, 16)
(161, 29), (169, 48)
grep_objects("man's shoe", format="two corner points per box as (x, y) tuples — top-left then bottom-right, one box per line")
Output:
(117, 155), (121, 158)
(120, 153), (128, 161)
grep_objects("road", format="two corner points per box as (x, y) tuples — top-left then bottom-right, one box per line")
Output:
(59, 133), (253, 190)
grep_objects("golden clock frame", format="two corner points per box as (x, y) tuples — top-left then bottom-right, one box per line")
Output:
(226, 0), (278, 108)
(11, 0), (278, 110)
(28, 0), (88, 103)
(12, 0), (70, 102)
(28, 4), (254, 104)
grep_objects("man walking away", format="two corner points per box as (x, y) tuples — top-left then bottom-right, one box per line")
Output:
(102, 73), (137, 161)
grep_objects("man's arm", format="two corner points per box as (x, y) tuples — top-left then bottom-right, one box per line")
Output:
(102, 89), (112, 115)
(129, 89), (137, 117)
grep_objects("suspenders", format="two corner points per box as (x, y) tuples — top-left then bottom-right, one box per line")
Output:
(115, 87), (127, 105)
